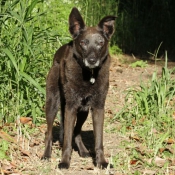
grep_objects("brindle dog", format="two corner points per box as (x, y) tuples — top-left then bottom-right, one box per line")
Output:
(42, 7), (116, 169)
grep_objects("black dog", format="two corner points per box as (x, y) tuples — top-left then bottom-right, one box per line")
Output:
(42, 7), (116, 169)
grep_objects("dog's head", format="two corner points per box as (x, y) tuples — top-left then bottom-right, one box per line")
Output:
(69, 7), (116, 69)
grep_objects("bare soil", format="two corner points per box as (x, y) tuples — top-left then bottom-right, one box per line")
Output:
(1, 55), (175, 175)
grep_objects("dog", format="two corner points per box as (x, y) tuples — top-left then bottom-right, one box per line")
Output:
(42, 7), (116, 169)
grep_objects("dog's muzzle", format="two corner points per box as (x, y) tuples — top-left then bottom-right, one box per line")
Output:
(84, 58), (100, 69)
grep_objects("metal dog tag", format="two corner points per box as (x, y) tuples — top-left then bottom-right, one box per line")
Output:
(90, 77), (95, 84)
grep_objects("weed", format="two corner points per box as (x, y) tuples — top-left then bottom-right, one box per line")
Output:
(0, 140), (10, 160)
(130, 60), (148, 68)
(110, 45), (122, 55)
(112, 52), (175, 172)
(0, 0), (74, 124)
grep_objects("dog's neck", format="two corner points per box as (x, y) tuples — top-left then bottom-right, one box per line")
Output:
(80, 67), (99, 84)
(90, 69), (95, 84)
(73, 53), (98, 84)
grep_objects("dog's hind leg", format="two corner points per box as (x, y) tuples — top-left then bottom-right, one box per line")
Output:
(74, 111), (90, 157)
(42, 64), (60, 159)
(59, 98), (65, 146)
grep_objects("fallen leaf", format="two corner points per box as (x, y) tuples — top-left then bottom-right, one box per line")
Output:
(154, 156), (167, 167)
(20, 149), (31, 157)
(29, 140), (40, 147)
(20, 117), (32, 124)
(1, 162), (19, 174)
(2, 163), (13, 171)
(135, 145), (146, 155)
(0, 130), (16, 143)
(129, 134), (141, 142)
(164, 138), (175, 144)
(130, 159), (138, 165)
(159, 148), (165, 153)
(142, 169), (156, 175)
(159, 146), (174, 154)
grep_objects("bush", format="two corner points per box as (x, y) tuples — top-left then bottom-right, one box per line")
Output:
(0, 0), (74, 124)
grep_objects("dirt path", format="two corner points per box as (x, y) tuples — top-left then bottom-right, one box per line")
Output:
(1, 55), (174, 175)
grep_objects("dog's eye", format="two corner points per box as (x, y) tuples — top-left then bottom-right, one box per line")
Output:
(80, 40), (88, 46)
(80, 40), (85, 46)
(99, 41), (104, 46)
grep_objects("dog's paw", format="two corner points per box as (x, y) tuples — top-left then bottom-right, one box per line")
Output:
(96, 159), (108, 169)
(58, 162), (70, 169)
(97, 160), (108, 169)
(41, 155), (50, 160)
(80, 151), (90, 158)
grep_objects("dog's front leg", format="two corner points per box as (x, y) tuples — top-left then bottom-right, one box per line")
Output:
(59, 107), (76, 169)
(92, 108), (108, 168)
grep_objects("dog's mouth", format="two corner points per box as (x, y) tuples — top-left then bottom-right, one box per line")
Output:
(84, 58), (100, 69)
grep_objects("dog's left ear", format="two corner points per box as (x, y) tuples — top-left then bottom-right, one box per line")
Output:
(69, 7), (85, 38)
(98, 16), (116, 40)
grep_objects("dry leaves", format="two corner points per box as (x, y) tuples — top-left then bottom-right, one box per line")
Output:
(19, 117), (32, 125)
(129, 133), (141, 142)
(0, 131), (16, 143)
(154, 156), (168, 167)
(164, 138), (175, 144)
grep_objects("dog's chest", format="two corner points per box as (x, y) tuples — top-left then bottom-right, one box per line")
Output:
(65, 80), (97, 106)
(64, 71), (100, 110)
(62, 56), (108, 110)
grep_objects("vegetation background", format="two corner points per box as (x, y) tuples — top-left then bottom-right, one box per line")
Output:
(1, 0), (175, 174)
(1, 0), (175, 124)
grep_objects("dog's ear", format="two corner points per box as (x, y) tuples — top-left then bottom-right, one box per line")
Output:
(98, 16), (116, 40)
(69, 7), (85, 38)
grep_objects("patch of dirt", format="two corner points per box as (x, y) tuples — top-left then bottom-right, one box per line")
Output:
(1, 54), (175, 174)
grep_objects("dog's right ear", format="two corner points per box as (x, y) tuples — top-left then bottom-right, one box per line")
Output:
(69, 7), (85, 38)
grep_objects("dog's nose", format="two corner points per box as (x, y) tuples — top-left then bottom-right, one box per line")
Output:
(88, 58), (97, 65)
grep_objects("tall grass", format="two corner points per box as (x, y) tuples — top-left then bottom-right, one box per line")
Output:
(79, 0), (118, 26)
(77, 0), (121, 53)
(113, 52), (175, 154)
(0, 0), (74, 124)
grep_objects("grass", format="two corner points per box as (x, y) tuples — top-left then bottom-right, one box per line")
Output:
(0, 0), (175, 174)
(0, 0), (74, 124)
(1, 53), (175, 174)
(130, 60), (148, 68)
(0, 140), (10, 160)
(111, 53), (175, 174)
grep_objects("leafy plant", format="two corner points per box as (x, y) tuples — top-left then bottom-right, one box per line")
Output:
(0, 140), (10, 160)
(114, 52), (175, 154)
(130, 60), (148, 68)
(0, 0), (74, 124)
(109, 45), (122, 55)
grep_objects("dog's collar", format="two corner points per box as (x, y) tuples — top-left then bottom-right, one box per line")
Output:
(90, 69), (95, 84)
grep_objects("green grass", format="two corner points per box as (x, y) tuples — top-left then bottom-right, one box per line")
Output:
(0, 0), (74, 124)
(130, 60), (148, 68)
(112, 53), (175, 174)
(0, 140), (10, 160)
(0, 0), (119, 124)
(1, 1), (175, 173)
